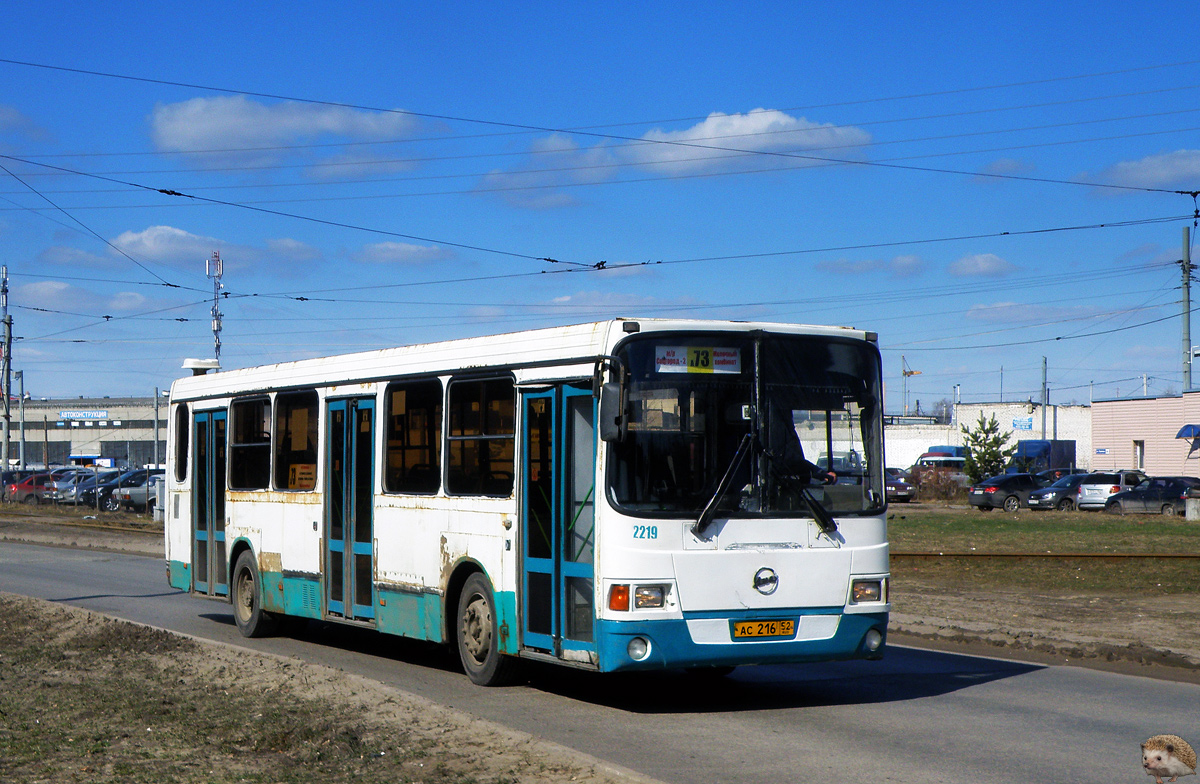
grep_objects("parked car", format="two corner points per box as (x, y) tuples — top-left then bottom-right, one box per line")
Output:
(1026, 473), (1091, 511)
(77, 469), (155, 511)
(886, 474), (916, 503)
(968, 473), (1052, 511)
(0, 469), (40, 501)
(48, 469), (121, 505)
(6, 473), (52, 504)
(1104, 476), (1200, 516)
(118, 473), (164, 512)
(910, 455), (970, 487)
(1076, 470), (1147, 511)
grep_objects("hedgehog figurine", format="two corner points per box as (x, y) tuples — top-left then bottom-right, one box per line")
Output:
(1142, 735), (1197, 784)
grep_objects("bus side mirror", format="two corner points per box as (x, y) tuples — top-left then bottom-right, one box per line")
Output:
(599, 382), (628, 442)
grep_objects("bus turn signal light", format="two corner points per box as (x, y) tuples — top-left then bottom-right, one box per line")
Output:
(608, 584), (630, 611)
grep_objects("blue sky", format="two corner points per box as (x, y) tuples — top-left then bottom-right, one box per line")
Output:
(3, 2), (1200, 413)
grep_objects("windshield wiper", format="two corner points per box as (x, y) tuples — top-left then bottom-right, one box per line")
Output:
(691, 433), (753, 540)
(797, 486), (839, 536)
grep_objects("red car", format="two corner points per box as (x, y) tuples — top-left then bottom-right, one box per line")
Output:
(6, 473), (51, 504)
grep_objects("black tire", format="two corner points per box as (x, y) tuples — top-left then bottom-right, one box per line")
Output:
(456, 572), (519, 686)
(1002, 495), (1020, 513)
(1105, 500), (1124, 515)
(102, 495), (120, 512)
(24, 494), (39, 505)
(1161, 504), (1176, 517)
(1055, 498), (1075, 511)
(232, 551), (279, 638)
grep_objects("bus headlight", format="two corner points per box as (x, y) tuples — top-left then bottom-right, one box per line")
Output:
(850, 579), (884, 604)
(634, 585), (667, 609)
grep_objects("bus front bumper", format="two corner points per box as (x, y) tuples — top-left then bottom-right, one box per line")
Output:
(593, 609), (888, 673)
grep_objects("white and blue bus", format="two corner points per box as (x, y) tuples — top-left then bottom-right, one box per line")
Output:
(164, 318), (889, 685)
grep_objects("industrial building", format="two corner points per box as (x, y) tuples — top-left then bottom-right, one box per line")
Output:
(2, 396), (168, 469)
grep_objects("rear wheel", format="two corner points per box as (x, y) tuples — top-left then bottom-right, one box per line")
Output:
(232, 551), (279, 638)
(1002, 495), (1020, 513)
(1055, 498), (1075, 511)
(456, 572), (519, 686)
(1105, 500), (1124, 515)
(1161, 504), (1177, 517)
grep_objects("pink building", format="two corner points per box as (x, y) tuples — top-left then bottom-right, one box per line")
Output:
(1092, 392), (1200, 477)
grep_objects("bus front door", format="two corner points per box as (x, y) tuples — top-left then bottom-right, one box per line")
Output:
(192, 410), (228, 597)
(326, 397), (376, 623)
(521, 385), (596, 660)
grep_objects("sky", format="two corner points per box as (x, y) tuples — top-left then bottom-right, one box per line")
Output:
(3, 1), (1200, 414)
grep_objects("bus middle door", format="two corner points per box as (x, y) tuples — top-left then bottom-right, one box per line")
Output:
(326, 397), (376, 623)
(521, 385), (596, 661)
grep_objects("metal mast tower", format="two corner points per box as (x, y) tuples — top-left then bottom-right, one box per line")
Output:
(206, 251), (224, 364)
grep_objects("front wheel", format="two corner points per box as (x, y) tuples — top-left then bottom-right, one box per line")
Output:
(1055, 498), (1075, 511)
(1002, 495), (1020, 513)
(456, 573), (519, 686)
(1161, 504), (1177, 517)
(232, 551), (279, 638)
(24, 494), (39, 505)
(102, 495), (120, 512)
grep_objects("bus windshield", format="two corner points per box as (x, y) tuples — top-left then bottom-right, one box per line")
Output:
(608, 332), (884, 517)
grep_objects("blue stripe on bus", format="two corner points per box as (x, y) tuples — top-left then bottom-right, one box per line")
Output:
(592, 611), (888, 673)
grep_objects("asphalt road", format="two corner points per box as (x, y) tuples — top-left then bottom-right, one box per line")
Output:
(2, 540), (1197, 783)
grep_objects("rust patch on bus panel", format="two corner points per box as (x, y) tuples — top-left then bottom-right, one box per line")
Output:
(227, 490), (322, 505)
(259, 551), (282, 573)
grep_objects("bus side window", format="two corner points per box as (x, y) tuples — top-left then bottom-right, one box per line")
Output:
(274, 390), (318, 491)
(385, 379), (443, 494)
(230, 397), (272, 490)
(173, 403), (189, 481)
(446, 377), (515, 496)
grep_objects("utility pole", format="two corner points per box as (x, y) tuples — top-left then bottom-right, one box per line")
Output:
(207, 251), (224, 364)
(153, 387), (160, 468)
(15, 370), (24, 470)
(2, 265), (10, 471)
(1041, 357), (1048, 438)
(1183, 226), (1194, 391)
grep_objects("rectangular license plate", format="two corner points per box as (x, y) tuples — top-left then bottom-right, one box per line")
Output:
(732, 619), (795, 639)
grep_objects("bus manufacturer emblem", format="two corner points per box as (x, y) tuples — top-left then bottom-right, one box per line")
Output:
(753, 567), (779, 595)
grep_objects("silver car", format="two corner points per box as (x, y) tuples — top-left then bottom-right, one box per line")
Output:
(1076, 470), (1147, 510)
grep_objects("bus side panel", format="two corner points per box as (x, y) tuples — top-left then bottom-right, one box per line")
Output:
(376, 588), (442, 641)
(166, 488), (192, 591)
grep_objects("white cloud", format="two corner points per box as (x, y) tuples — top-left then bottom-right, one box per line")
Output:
(817, 254), (926, 278)
(0, 105), (50, 142)
(629, 109), (870, 173)
(479, 109), (871, 208)
(1092, 149), (1200, 189)
(149, 96), (424, 171)
(353, 241), (453, 265)
(111, 226), (321, 272)
(947, 253), (1016, 277)
(16, 280), (146, 314)
(36, 246), (108, 267)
